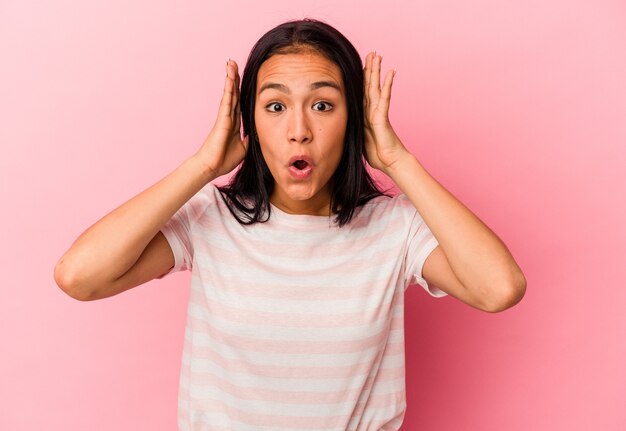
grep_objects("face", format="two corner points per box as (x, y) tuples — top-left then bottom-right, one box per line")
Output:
(254, 50), (348, 215)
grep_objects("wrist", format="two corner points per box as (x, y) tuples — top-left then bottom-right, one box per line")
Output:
(185, 154), (219, 185)
(383, 149), (418, 178)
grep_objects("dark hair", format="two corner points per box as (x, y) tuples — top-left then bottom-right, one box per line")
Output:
(218, 18), (386, 227)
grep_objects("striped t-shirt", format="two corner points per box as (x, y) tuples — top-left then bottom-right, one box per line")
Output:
(160, 182), (447, 431)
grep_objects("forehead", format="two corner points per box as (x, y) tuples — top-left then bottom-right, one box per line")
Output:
(256, 51), (344, 92)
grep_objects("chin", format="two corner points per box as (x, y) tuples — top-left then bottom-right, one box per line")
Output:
(284, 185), (318, 201)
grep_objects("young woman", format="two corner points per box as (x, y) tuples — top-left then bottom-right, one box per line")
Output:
(55, 18), (526, 431)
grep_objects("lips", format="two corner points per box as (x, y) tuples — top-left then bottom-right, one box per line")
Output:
(288, 155), (313, 168)
(287, 154), (314, 180)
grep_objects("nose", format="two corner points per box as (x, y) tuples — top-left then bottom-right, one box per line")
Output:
(287, 108), (312, 144)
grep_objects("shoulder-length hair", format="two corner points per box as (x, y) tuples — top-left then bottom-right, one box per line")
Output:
(218, 18), (386, 227)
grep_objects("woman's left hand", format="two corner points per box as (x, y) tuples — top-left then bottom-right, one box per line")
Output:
(363, 52), (410, 174)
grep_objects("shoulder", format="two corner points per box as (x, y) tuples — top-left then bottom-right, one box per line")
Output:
(180, 182), (228, 223)
(358, 192), (417, 217)
(192, 182), (222, 208)
(347, 192), (418, 228)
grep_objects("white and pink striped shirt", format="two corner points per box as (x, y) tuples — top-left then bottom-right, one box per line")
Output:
(160, 182), (446, 431)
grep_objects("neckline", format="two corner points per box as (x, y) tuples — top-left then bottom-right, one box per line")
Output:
(268, 202), (338, 227)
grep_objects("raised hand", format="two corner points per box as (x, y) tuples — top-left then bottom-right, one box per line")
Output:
(363, 52), (409, 174)
(194, 59), (249, 179)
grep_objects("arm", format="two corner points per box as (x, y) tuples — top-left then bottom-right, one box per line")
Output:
(362, 52), (526, 312)
(54, 59), (248, 301)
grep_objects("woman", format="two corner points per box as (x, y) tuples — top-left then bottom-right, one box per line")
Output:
(55, 18), (526, 431)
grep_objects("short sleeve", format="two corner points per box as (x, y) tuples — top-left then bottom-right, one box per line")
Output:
(402, 197), (448, 298)
(158, 184), (214, 277)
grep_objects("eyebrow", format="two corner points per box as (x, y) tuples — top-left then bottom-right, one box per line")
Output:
(258, 80), (342, 95)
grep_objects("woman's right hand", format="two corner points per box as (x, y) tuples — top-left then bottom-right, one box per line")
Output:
(194, 59), (249, 179)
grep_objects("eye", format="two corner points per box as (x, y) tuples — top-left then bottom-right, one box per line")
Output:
(266, 102), (284, 113)
(313, 101), (333, 112)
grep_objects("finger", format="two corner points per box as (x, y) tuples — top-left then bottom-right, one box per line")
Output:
(234, 63), (244, 132)
(232, 61), (241, 113)
(379, 69), (395, 115)
(363, 52), (372, 90)
(374, 54), (382, 91)
(364, 51), (374, 109)
(229, 61), (240, 124)
(216, 60), (234, 127)
(369, 54), (382, 105)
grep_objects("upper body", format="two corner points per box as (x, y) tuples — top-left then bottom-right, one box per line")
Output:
(160, 182), (445, 429)
(54, 18), (526, 431)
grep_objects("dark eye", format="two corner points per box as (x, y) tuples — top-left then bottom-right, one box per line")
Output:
(313, 102), (333, 112)
(266, 102), (284, 113)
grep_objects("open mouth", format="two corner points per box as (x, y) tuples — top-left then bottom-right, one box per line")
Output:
(288, 157), (313, 179)
(292, 160), (309, 170)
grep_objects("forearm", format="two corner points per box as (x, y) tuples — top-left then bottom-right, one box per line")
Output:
(56, 155), (214, 288)
(387, 152), (526, 296)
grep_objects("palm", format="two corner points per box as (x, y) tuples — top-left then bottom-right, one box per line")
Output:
(208, 111), (246, 176)
(197, 59), (248, 178)
(363, 52), (407, 174)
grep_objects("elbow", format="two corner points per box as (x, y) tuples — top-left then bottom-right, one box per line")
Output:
(54, 259), (97, 301)
(483, 271), (527, 313)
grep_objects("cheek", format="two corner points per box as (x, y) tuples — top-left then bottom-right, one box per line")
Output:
(258, 141), (285, 180)
(254, 116), (274, 161)
(326, 118), (347, 160)
(258, 143), (275, 168)
(255, 116), (281, 144)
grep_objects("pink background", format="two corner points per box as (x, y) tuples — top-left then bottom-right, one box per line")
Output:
(2, 0), (625, 429)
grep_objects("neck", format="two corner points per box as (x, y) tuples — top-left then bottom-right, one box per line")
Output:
(270, 188), (333, 216)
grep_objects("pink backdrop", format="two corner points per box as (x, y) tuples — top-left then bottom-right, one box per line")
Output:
(2, 0), (625, 429)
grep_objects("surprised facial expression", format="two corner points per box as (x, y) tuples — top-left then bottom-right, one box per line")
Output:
(254, 50), (348, 215)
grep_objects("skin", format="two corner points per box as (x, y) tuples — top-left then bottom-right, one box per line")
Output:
(254, 51), (348, 216)
(54, 48), (526, 313)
